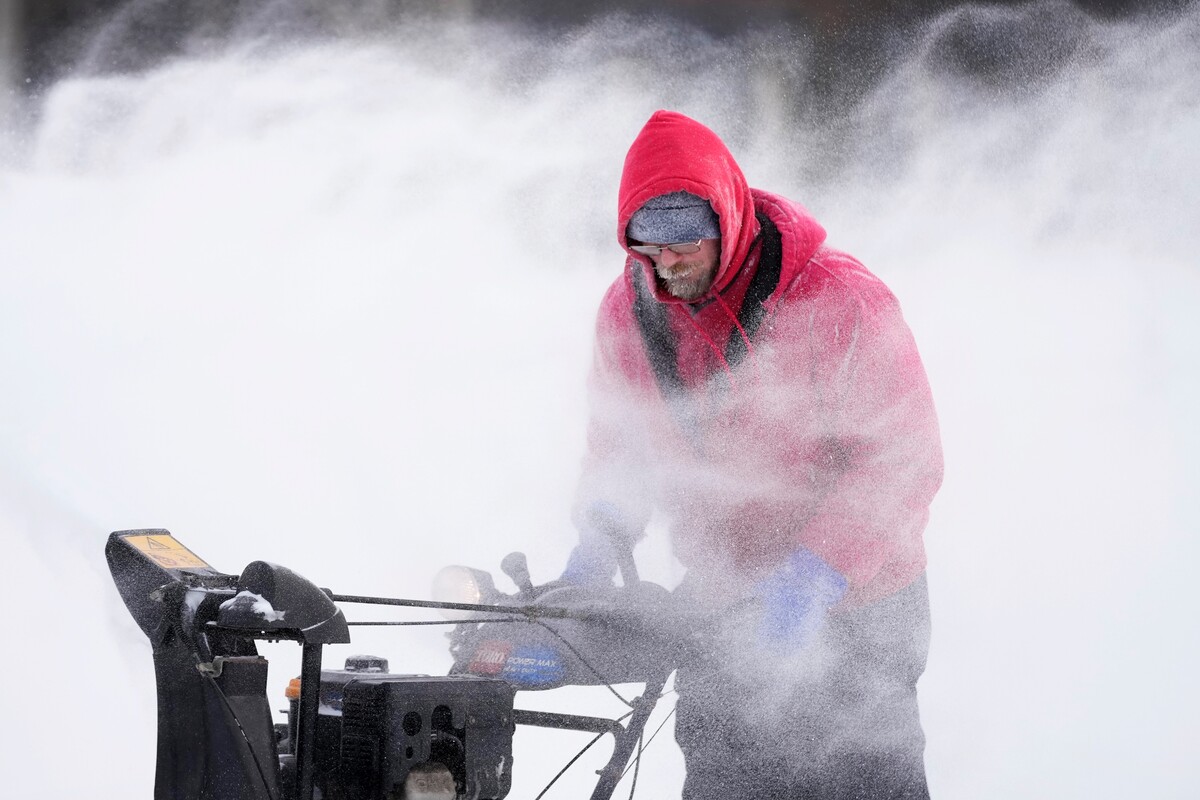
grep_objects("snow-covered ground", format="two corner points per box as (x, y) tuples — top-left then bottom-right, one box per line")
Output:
(1, 3), (1197, 797)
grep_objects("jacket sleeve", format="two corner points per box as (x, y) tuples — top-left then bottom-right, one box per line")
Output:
(570, 274), (657, 542)
(781, 253), (943, 603)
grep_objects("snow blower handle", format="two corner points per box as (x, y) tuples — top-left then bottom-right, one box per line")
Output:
(611, 532), (639, 586)
(587, 502), (640, 586)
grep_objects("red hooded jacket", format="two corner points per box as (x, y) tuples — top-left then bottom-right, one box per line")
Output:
(577, 111), (943, 607)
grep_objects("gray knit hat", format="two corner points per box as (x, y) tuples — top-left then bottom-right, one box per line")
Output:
(626, 191), (721, 243)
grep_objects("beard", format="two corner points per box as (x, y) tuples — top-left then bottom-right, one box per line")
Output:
(655, 259), (719, 301)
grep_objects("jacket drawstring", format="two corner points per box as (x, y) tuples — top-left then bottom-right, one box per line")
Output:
(681, 308), (738, 392)
(715, 290), (754, 354)
(714, 290), (763, 388)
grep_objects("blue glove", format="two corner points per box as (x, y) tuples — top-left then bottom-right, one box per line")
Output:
(560, 501), (627, 587)
(757, 548), (848, 652)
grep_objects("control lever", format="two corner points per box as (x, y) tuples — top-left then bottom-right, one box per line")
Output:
(500, 551), (535, 597)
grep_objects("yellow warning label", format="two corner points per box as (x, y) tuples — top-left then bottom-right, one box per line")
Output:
(123, 534), (212, 571)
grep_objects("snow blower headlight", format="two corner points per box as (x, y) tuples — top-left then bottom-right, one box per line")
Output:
(432, 565), (501, 619)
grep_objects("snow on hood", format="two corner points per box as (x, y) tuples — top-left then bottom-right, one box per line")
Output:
(219, 590), (287, 622)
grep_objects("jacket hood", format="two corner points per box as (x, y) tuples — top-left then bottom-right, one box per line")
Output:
(618, 111), (761, 302)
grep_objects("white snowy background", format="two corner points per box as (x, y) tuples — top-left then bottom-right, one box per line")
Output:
(1, 2), (1197, 797)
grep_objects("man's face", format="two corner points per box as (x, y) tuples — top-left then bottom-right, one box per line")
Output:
(643, 238), (722, 301)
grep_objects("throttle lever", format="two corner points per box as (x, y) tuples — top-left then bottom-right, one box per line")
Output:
(500, 551), (535, 597)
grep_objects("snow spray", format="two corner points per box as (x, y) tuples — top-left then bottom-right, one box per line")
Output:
(1, 2), (1197, 797)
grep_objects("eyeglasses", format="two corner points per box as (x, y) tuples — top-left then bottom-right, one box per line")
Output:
(628, 239), (714, 256)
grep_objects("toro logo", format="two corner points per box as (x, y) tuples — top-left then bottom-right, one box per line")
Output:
(468, 640), (512, 675)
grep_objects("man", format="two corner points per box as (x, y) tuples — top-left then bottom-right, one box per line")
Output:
(563, 110), (943, 798)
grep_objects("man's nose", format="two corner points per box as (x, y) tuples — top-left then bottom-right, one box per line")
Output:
(658, 248), (684, 266)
